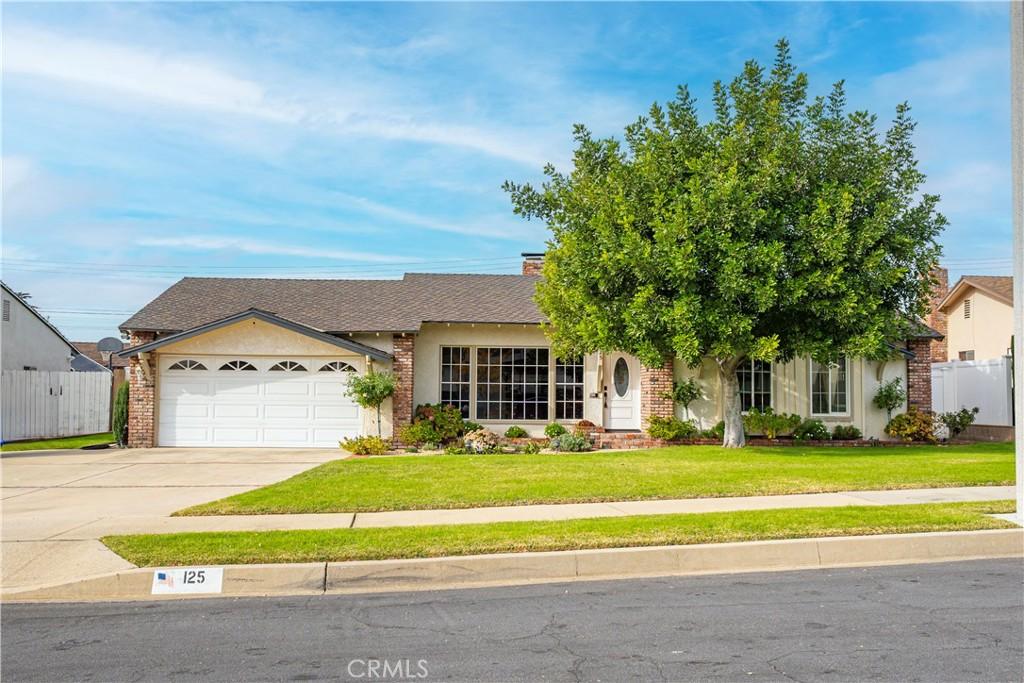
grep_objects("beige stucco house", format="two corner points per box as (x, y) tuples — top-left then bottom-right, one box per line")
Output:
(118, 255), (939, 448)
(936, 276), (1014, 362)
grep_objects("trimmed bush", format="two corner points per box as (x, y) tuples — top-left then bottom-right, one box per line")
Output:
(462, 421), (482, 433)
(646, 416), (699, 441)
(413, 403), (467, 442)
(112, 381), (129, 447)
(340, 436), (390, 455)
(505, 425), (529, 438)
(398, 421), (441, 447)
(743, 408), (801, 439)
(793, 419), (830, 442)
(550, 433), (591, 452)
(345, 371), (397, 438)
(831, 424), (863, 440)
(885, 408), (936, 443)
(544, 423), (568, 438)
(872, 378), (906, 421)
(937, 407), (979, 440)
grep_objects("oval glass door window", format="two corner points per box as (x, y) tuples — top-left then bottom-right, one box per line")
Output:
(613, 358), (629, 397)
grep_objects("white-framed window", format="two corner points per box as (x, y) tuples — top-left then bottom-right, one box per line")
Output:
(219, 360), (257, 371)
(439, 346), (472, 418)
(475, 347), (550, 421)
(555, 357), (584, 420)
(167, 359), (207, 371)
(737, 360), (772, 412)
(810, 356), (849, 416)
(268, 361), (307, 372)
(320, 361), (356, 372)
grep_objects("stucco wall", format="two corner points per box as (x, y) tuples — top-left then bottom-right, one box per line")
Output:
(151, 319), (396, 439)
(1, 293), (74, 371)
(673, 355), (904, 440)
(945, 291), (1014, 361)
(412, 323), (601, 437)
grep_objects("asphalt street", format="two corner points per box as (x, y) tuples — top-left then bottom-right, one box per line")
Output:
(3, 559), (1021, 682)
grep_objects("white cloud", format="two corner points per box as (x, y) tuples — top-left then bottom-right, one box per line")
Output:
(136, 235), (417, 263)
(871, 46), (1005, 108)
(925, 161), (1010, 216)
(2, 155), (98, 224)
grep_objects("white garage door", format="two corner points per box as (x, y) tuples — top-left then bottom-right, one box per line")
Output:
(158, 356), (362, 447)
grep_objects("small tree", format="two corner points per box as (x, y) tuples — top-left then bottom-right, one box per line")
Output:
(112, 381), (129, 447)
(872, 377), (906, 421)
(505, 39), (944, 447)
(345, 370), (397, 438)
(663, 378), (703, 420)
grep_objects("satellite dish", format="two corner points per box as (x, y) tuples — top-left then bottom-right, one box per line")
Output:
(97, 337), (124, 353)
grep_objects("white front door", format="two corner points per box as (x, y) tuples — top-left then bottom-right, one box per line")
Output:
(158, 355), (363, 447)
(604, 353), (640, 430)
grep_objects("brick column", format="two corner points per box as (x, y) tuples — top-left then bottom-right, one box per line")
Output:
(392, 334), (415, 438)
(906, 338), (933, 412)
(640, 356), (674, 432)
(127, 331), (156, 448)
(926, 267), (948, 362)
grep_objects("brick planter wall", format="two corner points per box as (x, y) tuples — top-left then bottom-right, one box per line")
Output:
(906, 338), (933, 412)
(127, 331), (156, 448)
(640, 357), (674, 433)
(391, 334), (415, 440)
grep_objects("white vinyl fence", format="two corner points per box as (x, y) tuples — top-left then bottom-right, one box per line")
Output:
(931, 357), (1014, 427)
(1, 370), (112, 442)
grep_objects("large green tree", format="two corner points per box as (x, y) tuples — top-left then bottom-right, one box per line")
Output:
(504, 40), (945, 447)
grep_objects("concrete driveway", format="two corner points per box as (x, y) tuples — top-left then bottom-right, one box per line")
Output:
(1, 447), (339, 594)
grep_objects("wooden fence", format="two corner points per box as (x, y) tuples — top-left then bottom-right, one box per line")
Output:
(1, 370), (112, 442)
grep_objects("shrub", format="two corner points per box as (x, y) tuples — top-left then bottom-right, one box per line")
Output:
(742, 408), (801, 439)
(521, 441), (542, 454)
(793, 419), (830, 442)
(544, 423), (568, 438)
(398, 421), (441, 447)
(831, 424), (863, 440)
(872, 378), (906, 421)
(662, 378), (704, 419)
(646, 416), (699, 441)
(462, 421), (482, 433)
(885, 408), (936, 443)
(112, 381), (129, 447)
(550, 433), (591, 452)
(505, 425), (529, 438)
(345, 371), (397, 437)
(340, 435), (390, 455)
(463, 428), (500, 453)
(444, 443), (468, 455)
(414, 403), (467, 442)
(937, 407), (979, 440)
(707, 421), (726, 439)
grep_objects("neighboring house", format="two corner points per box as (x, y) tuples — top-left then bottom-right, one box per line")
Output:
(74, 341), (130, 390)
(118, 255), (941, 449)
(1, 281), (78, 372)
(935, 275), (1014, 362)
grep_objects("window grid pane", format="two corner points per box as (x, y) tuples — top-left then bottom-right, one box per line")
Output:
(440, 346), (471, 418)
(476, 347), (549, 422)
(811, 357), (848, 415)
(555, 357), (584, 420)
(737, 360), (772, 412)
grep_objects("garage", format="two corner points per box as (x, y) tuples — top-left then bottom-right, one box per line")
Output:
(158, 355), (362, 447)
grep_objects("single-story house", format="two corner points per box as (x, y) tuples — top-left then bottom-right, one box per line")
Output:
(118, 254), (941, 448)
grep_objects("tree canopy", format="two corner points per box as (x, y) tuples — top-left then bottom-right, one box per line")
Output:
(504, 39), (945, 446)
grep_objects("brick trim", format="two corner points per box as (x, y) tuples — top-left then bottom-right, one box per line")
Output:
(640, 357), (674, 432)
(392, 334), (415, 437)
(926, 267), (949, 362)
(127, 331), (156, 448)
(906, 338), (933, 412)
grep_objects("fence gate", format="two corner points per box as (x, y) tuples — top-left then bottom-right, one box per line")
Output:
(931, 357), (1013, 427)
(1, 370), (112, 442)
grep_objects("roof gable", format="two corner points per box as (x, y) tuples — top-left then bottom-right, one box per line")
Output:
(938, 275), (1013, 312)
(1, 281), (78, 354)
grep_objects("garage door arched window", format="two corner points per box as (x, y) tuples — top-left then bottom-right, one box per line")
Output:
(269, 361), (307, 372)
(319, 361), (356, 373)
(167, 359), (207, 371)
(219, 360), (257, 371)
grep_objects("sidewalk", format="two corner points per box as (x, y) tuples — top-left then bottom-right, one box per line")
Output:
(48, 485), (1015, 539)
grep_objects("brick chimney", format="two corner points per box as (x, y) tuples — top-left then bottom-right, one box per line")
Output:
(926, 266), (948, 363)
(521, 252), (544, 276)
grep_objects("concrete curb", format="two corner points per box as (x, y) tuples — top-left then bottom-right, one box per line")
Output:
(4, 529), (1021, 603)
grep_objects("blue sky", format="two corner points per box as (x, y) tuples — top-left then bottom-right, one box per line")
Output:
(1, 2), (1013, 340)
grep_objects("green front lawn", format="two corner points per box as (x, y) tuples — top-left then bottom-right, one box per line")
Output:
(107, 501), (1016, 566)
(1, 432), (114, 452)
(179, 443), (1015, 515)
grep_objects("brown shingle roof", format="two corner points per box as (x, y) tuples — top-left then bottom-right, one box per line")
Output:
(937, 275), (1013, 312)
(73, 341), (131, 368)
(119, 274), (544, 334)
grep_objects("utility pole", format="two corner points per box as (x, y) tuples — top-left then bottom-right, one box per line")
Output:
(1011, 1), (1023, 523)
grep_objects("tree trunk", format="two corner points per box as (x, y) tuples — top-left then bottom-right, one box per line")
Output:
(718, 358), (745, 448)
